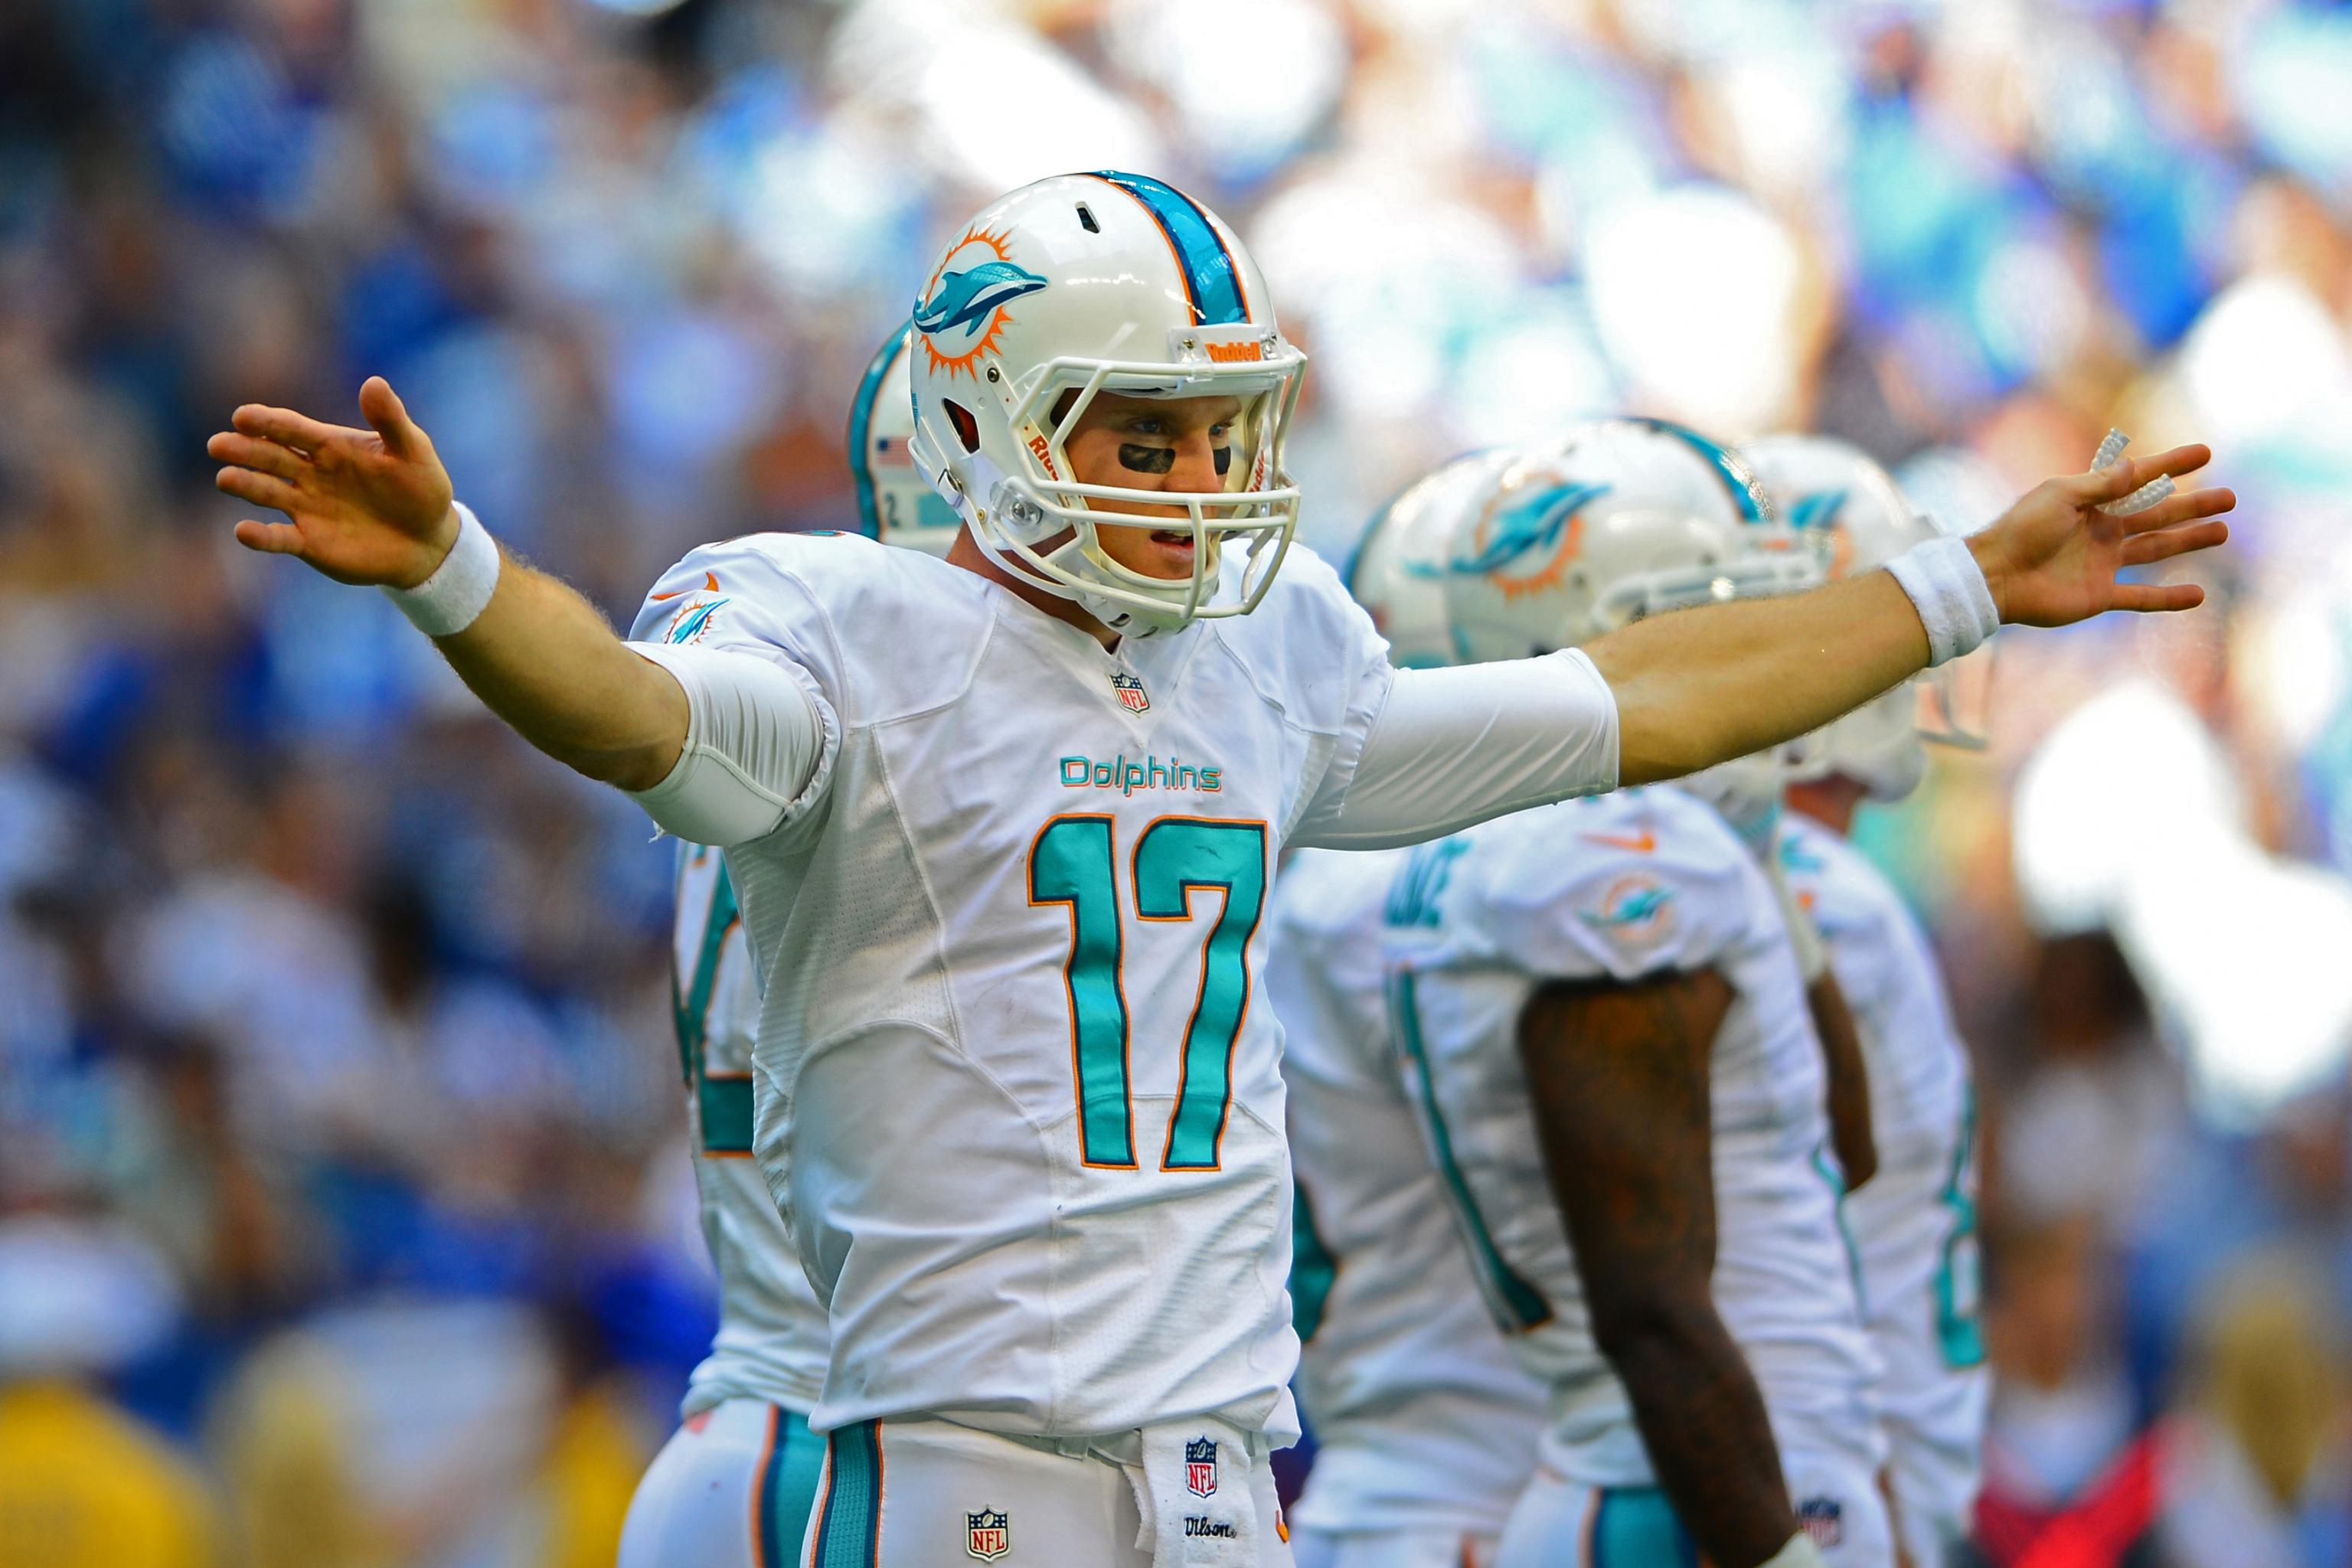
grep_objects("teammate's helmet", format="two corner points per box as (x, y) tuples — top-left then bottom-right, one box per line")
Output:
(1437, 418), (1818, 844)
(1344, 450), (1518, 670)
(903, 172), (1305, 635)
(1742, 433), (1941, 802)
(848, 323), (965, 556)
(1439, 418), (1815, 663)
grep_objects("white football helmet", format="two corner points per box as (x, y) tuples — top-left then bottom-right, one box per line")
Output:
(1441, 418), (1817, 662)
(848, 322), (965, 556)
(1437, 418), (1820, 848)
(1743, 433), (1946, 802)
(1344, 449), (1517, 670)
(903, 172), (1306, 635)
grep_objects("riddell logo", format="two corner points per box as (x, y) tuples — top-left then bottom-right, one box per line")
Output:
(1205, 340), (1263, 363)
(1027, 433), (1059, 479)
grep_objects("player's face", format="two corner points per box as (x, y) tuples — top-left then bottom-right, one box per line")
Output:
(1062, 391), (1243, 581)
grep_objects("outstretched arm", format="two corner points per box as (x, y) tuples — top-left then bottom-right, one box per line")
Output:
(1519, 969), (1802, 1568)
(211, 378), (688, 789)
(1593, 446), (2230, 783)
(1293, 448), (2228, 851)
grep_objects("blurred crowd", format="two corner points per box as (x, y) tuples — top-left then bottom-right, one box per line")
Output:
(8, 0), (2352, 1563)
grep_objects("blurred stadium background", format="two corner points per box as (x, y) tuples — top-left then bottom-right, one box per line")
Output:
(6, 0), (2352, 1561)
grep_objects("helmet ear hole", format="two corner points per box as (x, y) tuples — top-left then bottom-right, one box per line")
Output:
(944, 400), (980, 454)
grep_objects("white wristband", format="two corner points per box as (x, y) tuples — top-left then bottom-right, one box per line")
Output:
(1761, 1532), (1831, 1568)
(382, 502), (501, 637)
(1885, 535), (1999, 668)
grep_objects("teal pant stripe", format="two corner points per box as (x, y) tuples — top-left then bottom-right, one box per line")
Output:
(812, 1420), (882, 1568)
(1592, 1487), (1699, 1568)
(757, 1407), (824, 1568)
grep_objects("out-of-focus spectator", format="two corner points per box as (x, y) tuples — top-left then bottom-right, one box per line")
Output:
(1969, 1214), (2164, 1568)
(0, 1216), (219, 1568)
(2158, 1255), (2352, 1568)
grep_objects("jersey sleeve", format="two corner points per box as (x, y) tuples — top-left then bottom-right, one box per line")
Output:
(1452, 800), (1755, 985)
(624, 536), (851, 842)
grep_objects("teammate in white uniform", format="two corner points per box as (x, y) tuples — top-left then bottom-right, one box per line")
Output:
(207, 159), (2230, 1566)
(1272, 467), (1548, 1568)
(1353, 425), (1880, 1568)
(621, 326), (938, 1568)
(1747, 435), (1991, 1568)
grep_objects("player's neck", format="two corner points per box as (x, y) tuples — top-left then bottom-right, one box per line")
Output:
(947, 526), (1122, 650)
(1784, 775), (1866, 837)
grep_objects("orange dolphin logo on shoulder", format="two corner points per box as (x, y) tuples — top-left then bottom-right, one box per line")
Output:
(650, 570), (720, 601)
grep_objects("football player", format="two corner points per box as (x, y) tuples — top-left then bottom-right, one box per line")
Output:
(1746, 434), (1991, 1568)
(1270, 455), (1548, 1568)
(208, 169), (2226, 1565)
(1344, 424), (1879, 1568)
(619, 326), (936, 1568)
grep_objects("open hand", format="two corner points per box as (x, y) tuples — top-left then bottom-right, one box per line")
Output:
(1968, 444), (2233, 627)
(209, 377), (457, 588)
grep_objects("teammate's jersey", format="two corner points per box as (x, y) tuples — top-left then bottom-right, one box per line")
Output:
(626, 533), (1603, 1441)
(1776, 813), (1988, 1498)
(671, 843), (831, 1417)
(1265, 847), (1546, 1538)
(1380, 786), (1880, 1488)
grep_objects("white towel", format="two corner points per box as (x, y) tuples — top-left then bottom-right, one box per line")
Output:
(1125, 1418), (1262, 1566)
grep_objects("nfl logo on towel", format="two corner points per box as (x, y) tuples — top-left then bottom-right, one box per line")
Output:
(1110, 672), (1151, 713)
(1185, 1436), (1218, 1498)
(966, 1508), (1010, 1561)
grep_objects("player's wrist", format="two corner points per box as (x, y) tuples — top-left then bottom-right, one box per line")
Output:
(389, 501), (466, 590)
(1963, 529), (2011, 623)
(382, 501), (501, 635)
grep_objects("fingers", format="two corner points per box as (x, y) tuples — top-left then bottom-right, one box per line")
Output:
(358, 376), (422, 459)
(230, 403), (354, 456)
(207, 430), (309, 483)
(2111, 580), (2207, 613)
(2121, 518), (2230, 567)
(2066, 443), (2213, 502)
(231, 518), (308, 557)
(2121, 485), (2234, 534)
(215, 466), (303, 515)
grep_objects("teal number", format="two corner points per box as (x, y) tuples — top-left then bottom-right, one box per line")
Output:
(673, 851), (754, 1155)
(1936, 1086), (1986, 1368)
(1811, 1143), (1869, 1315)
(1290, 1178), (1338, 1344)
(1388, 969), (1551, 1334)
(1135, 818), (1267, 1168)
(1030, 816), (1136, 1168)
(1030, 815), (1266, 1172)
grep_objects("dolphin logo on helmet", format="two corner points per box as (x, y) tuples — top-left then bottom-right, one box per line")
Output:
(915, 260), (1049, 340)
(1449, 481), (1611, 585)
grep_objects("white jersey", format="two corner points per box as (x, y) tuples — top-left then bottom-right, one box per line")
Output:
(625, 532), (1615, 1441)
(1266, 847), (1546, 1539)
(1380, 787), (1880, 1488)
(670, 843), (831, 1417)
(1777, 813), (1988, 1511)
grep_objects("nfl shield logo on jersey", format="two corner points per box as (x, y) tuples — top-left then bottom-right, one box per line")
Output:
(965, 1508), (1010, 1561)
(1796, 1498), (1844, 1549)
(1185, 1436), (1218, 1498)
(1110, 672), (1151, 713)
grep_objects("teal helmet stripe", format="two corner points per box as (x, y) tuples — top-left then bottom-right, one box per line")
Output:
(846, 322), (914, 541)
(1090, 170), (1250, 326)
(1626, 415), (1769, 524)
